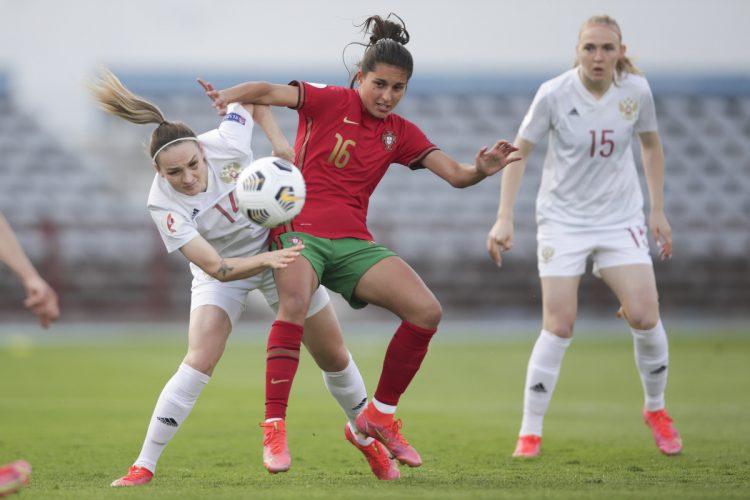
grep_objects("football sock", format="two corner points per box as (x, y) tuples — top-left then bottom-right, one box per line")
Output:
(347, 422), (373, 446)
(322, 351), (368, 428)
(134, 362), (209, 473)
(372, 398), (397, 415)
(374, 320), (437, 406)
(265, 320), (304, 420)
(519, 329), (571, 437)
(631, 320), (669, 411)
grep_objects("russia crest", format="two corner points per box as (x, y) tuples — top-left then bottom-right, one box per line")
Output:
(619, 98), (638, 121)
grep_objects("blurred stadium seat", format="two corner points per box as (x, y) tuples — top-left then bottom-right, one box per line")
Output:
(0, 78), (190, 319)
(1, 72), (748, 319)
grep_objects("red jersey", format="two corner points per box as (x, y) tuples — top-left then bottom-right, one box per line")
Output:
(280, 81), (437, 241)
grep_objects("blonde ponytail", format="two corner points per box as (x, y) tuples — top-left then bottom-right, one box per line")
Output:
(90, 68), (197, 163)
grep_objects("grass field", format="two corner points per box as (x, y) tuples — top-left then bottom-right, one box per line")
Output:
(1, 324), (749, 499)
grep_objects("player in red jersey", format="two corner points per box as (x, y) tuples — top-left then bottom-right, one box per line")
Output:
(199, 13), (520, 474)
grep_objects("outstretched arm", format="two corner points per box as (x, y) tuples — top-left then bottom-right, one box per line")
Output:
(198, 79), (298, 115)
(422, 140), (521, 188)
(486, 138), (536, 266)
(180, 235), (303, 282)
(0, 213), (60, 327)
(251, 104), (295, 163)
(639, 131), (672, 260)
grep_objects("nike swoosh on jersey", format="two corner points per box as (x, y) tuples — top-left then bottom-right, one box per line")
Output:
(343, 117), (359, 125)
(270, 378), (290, 384)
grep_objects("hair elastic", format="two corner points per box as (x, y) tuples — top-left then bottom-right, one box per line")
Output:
(151, 137), (199, 162)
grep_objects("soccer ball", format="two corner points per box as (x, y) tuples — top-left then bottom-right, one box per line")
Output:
(235, 156), (306, 228)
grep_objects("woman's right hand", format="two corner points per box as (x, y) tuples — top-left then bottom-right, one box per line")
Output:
(272, 147), (296, 164)
(197, 78), (229, 116)
(263, 244), (304, 269)
(23, 274), (60, 328)
(486, 218), (514, 267)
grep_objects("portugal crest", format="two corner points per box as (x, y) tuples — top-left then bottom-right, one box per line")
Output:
(381, 131), (397, 151)
(618, 98), (638, 121)
(220, 162), (243, 183)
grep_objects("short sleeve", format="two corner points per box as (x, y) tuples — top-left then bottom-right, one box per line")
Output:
(292, 81), (348, 115)
(198, 103), (254, 161)
(149, 206), (200, 253)
(517, 85), (552, 144)
(634, 80), (658, 133)
(394, 118), (438, 169)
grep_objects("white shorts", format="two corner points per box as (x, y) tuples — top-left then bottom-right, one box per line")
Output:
(190, 268), (330, 327)
(537, 224), (652, 278)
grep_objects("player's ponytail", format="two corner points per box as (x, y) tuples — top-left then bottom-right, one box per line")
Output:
(348, 13), (413, 88)
(90, 68), (197, 164)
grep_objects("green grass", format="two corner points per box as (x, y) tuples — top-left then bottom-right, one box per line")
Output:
(1, 327), (749, 499)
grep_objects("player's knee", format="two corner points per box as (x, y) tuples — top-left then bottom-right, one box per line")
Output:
(306, 341), (349, 372)
(624, 306), (659, 330)
(322, 349), (351, 372)
(427, 300), (443, 328)
(183, 354), (217, 376)
(545, 318), (575, 339)
(543, 306), (576, 338)
(408, 298), (442, 330)
(278, 292), (311, 322)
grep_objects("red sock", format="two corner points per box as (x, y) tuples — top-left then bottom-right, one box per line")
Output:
(265, 320), (304, 420)
(374, 320), (437, 406)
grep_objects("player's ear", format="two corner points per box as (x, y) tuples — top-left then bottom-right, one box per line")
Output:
(356, 70), (364, 87)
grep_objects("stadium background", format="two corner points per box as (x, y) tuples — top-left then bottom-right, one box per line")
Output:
(0, 0), (748, 325)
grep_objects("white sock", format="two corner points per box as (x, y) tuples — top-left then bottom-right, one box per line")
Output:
(631, 320), (669, 411)
(133, 363), (209, 473)
(519, 330), (571, 437)
(322, 352), (373, 445)
(346, 422), (373, 446)
(372, 398), (397, 415)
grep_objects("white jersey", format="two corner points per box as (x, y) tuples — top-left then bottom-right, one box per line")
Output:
(148, 104), (268, 277)
(518, 68), (658, 229)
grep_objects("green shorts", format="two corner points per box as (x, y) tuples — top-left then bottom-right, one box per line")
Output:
(272, 232), (397, 309)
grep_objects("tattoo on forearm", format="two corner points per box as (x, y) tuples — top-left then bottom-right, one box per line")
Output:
(218, 259), (234, 278)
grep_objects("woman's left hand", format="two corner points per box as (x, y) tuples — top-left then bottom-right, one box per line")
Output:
(649, 210), (673, 260)
(475, 140), (522, 177)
